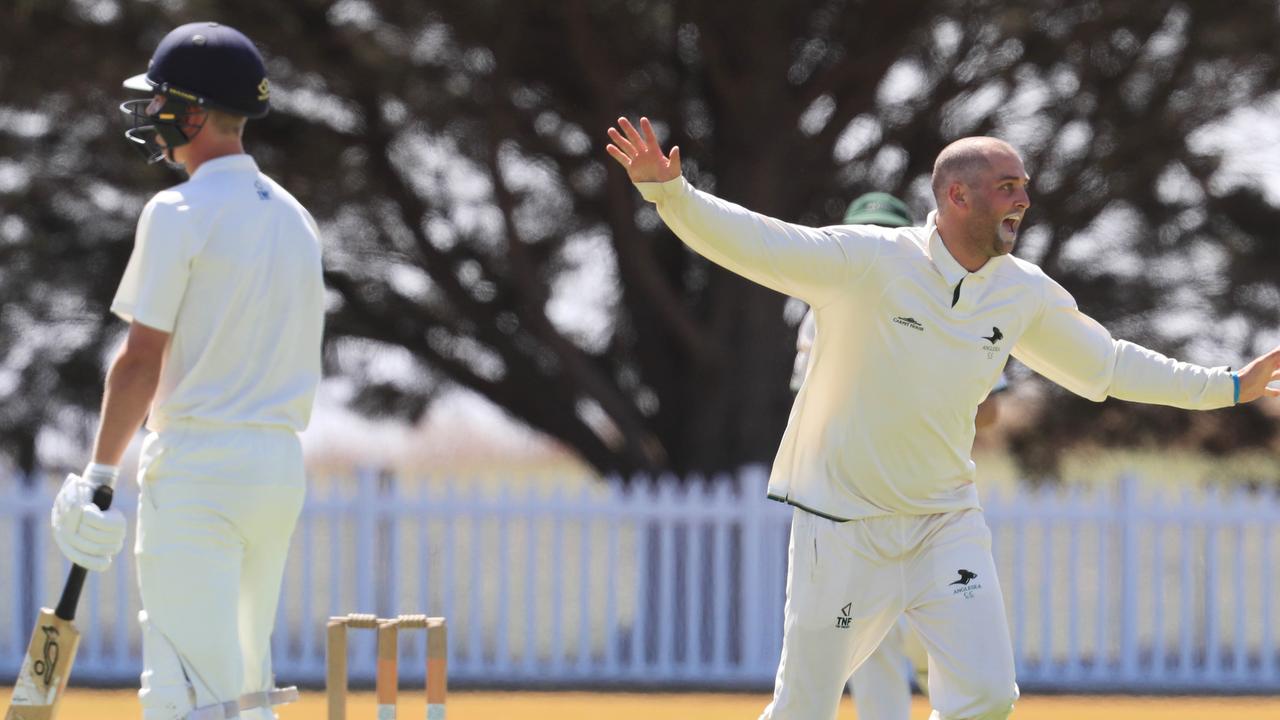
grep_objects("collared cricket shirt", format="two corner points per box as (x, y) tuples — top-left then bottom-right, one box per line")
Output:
(637, 177), (1234, 520)
(112, 154), (325, 433)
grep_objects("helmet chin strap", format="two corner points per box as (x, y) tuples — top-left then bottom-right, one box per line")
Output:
(162, 146), (185, 172)
(153, 95), (204, 163)
(120, 93), (206, 169)
(160, 120), (197, 170)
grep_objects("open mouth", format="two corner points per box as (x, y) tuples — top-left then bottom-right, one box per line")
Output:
(1001, 215), (1021, 235)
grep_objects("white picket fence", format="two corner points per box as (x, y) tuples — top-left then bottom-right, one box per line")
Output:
(2, 467), (1279, 691)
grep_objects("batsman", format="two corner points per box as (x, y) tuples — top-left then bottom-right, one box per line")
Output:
(40, 22), (324, 720)
(606, 117), (1280, 720)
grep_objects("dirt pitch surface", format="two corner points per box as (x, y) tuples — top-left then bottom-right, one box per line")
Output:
(11, 688), (1280, 718)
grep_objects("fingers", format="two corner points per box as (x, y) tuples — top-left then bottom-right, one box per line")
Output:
(607, 125), (637, 158)
(610, 116), (668, 157)
(605, 143), (630, 168)
(640, 116), (661, 149)
(76, 553), (112, 573)
(53, 532), (113, 572)
(618, 116), (646, 150)
(607, 116), (680, 183)
(77, 521), (120, 547)
(65, 528), (112, 555)
(80, 507), (127, 549)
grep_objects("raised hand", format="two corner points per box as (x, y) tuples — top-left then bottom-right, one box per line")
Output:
(606, 116), (681, 184)
(1236, 345), (1280, 403)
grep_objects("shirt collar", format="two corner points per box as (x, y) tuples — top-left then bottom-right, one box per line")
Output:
(923, 210), (1006, 285)
(924, 211), (967, 288)
(190, 153), (259, 181)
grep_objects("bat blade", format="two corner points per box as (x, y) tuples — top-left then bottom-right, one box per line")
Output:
(4, 609), (82, 720)
(5, 483), (111, 720)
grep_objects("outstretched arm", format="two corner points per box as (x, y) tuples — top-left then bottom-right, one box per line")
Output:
(1013, 274), (1260, 409)
(605, 116), (879, 307)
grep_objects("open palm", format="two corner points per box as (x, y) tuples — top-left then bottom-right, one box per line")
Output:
(605, 116), (681, 184)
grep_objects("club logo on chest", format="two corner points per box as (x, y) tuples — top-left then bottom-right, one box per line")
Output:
(892, 316), (925, 332)
(981, 326), (1003, 357)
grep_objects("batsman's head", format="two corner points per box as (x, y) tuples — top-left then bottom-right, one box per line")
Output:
(120, 22), (269, 165)
(931, 137), (1030, 260)
(842, 192), (913, 228)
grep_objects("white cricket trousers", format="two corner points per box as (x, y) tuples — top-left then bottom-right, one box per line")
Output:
(848, 616), (928, 720)
(760, 507), (1018, 720)
(134, 421), (305, 720)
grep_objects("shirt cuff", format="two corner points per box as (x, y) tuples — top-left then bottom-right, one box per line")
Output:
(635, 176), (687, 204)
(1233, 372), (1240, 404)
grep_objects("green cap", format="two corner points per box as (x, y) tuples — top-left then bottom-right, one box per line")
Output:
(842, 192), (913, 227)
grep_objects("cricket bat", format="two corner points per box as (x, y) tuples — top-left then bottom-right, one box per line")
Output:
(5, 484), (114, 720)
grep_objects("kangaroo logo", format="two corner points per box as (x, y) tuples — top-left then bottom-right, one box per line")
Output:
(982, 327), (1003, 345)
(33, 625), (60, 686)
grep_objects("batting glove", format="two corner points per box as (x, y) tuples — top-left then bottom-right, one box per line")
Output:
(51, 465), (127, 572)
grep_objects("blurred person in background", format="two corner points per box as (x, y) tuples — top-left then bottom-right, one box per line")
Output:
(791, 192), (1010, 720)
(607, 116), (1280, 720)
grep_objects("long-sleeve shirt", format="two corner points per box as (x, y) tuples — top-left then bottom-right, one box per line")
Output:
(793, 308), (1010, 397)
(637, 177), (1235, 520)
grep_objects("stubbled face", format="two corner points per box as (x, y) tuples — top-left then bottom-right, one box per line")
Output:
(963, 149), (1030, 258)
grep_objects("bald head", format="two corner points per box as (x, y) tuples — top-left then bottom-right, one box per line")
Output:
(931, 137), (1022, 209)
(929, 136), (1031, 270)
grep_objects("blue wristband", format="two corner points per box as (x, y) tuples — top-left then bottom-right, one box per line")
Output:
(1233, 372), (1240, 404)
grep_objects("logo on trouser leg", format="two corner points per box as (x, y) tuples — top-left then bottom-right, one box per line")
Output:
(835, 603), (852, 629)
(949, 569), (982, 598)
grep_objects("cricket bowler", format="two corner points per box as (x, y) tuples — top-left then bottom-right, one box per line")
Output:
(606, 116), (1280, 720)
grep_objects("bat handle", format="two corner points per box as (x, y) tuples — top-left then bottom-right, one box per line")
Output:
(54, 484), (115, 622)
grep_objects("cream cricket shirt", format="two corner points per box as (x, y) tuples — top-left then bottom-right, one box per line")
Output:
(638, 177), (1235, 519)
(112, 154), (324, 433)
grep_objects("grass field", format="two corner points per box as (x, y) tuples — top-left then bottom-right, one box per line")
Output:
(17, 688), (1280, 719)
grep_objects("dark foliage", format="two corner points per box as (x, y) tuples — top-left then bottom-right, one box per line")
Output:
(2, 0), (1277, 478)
